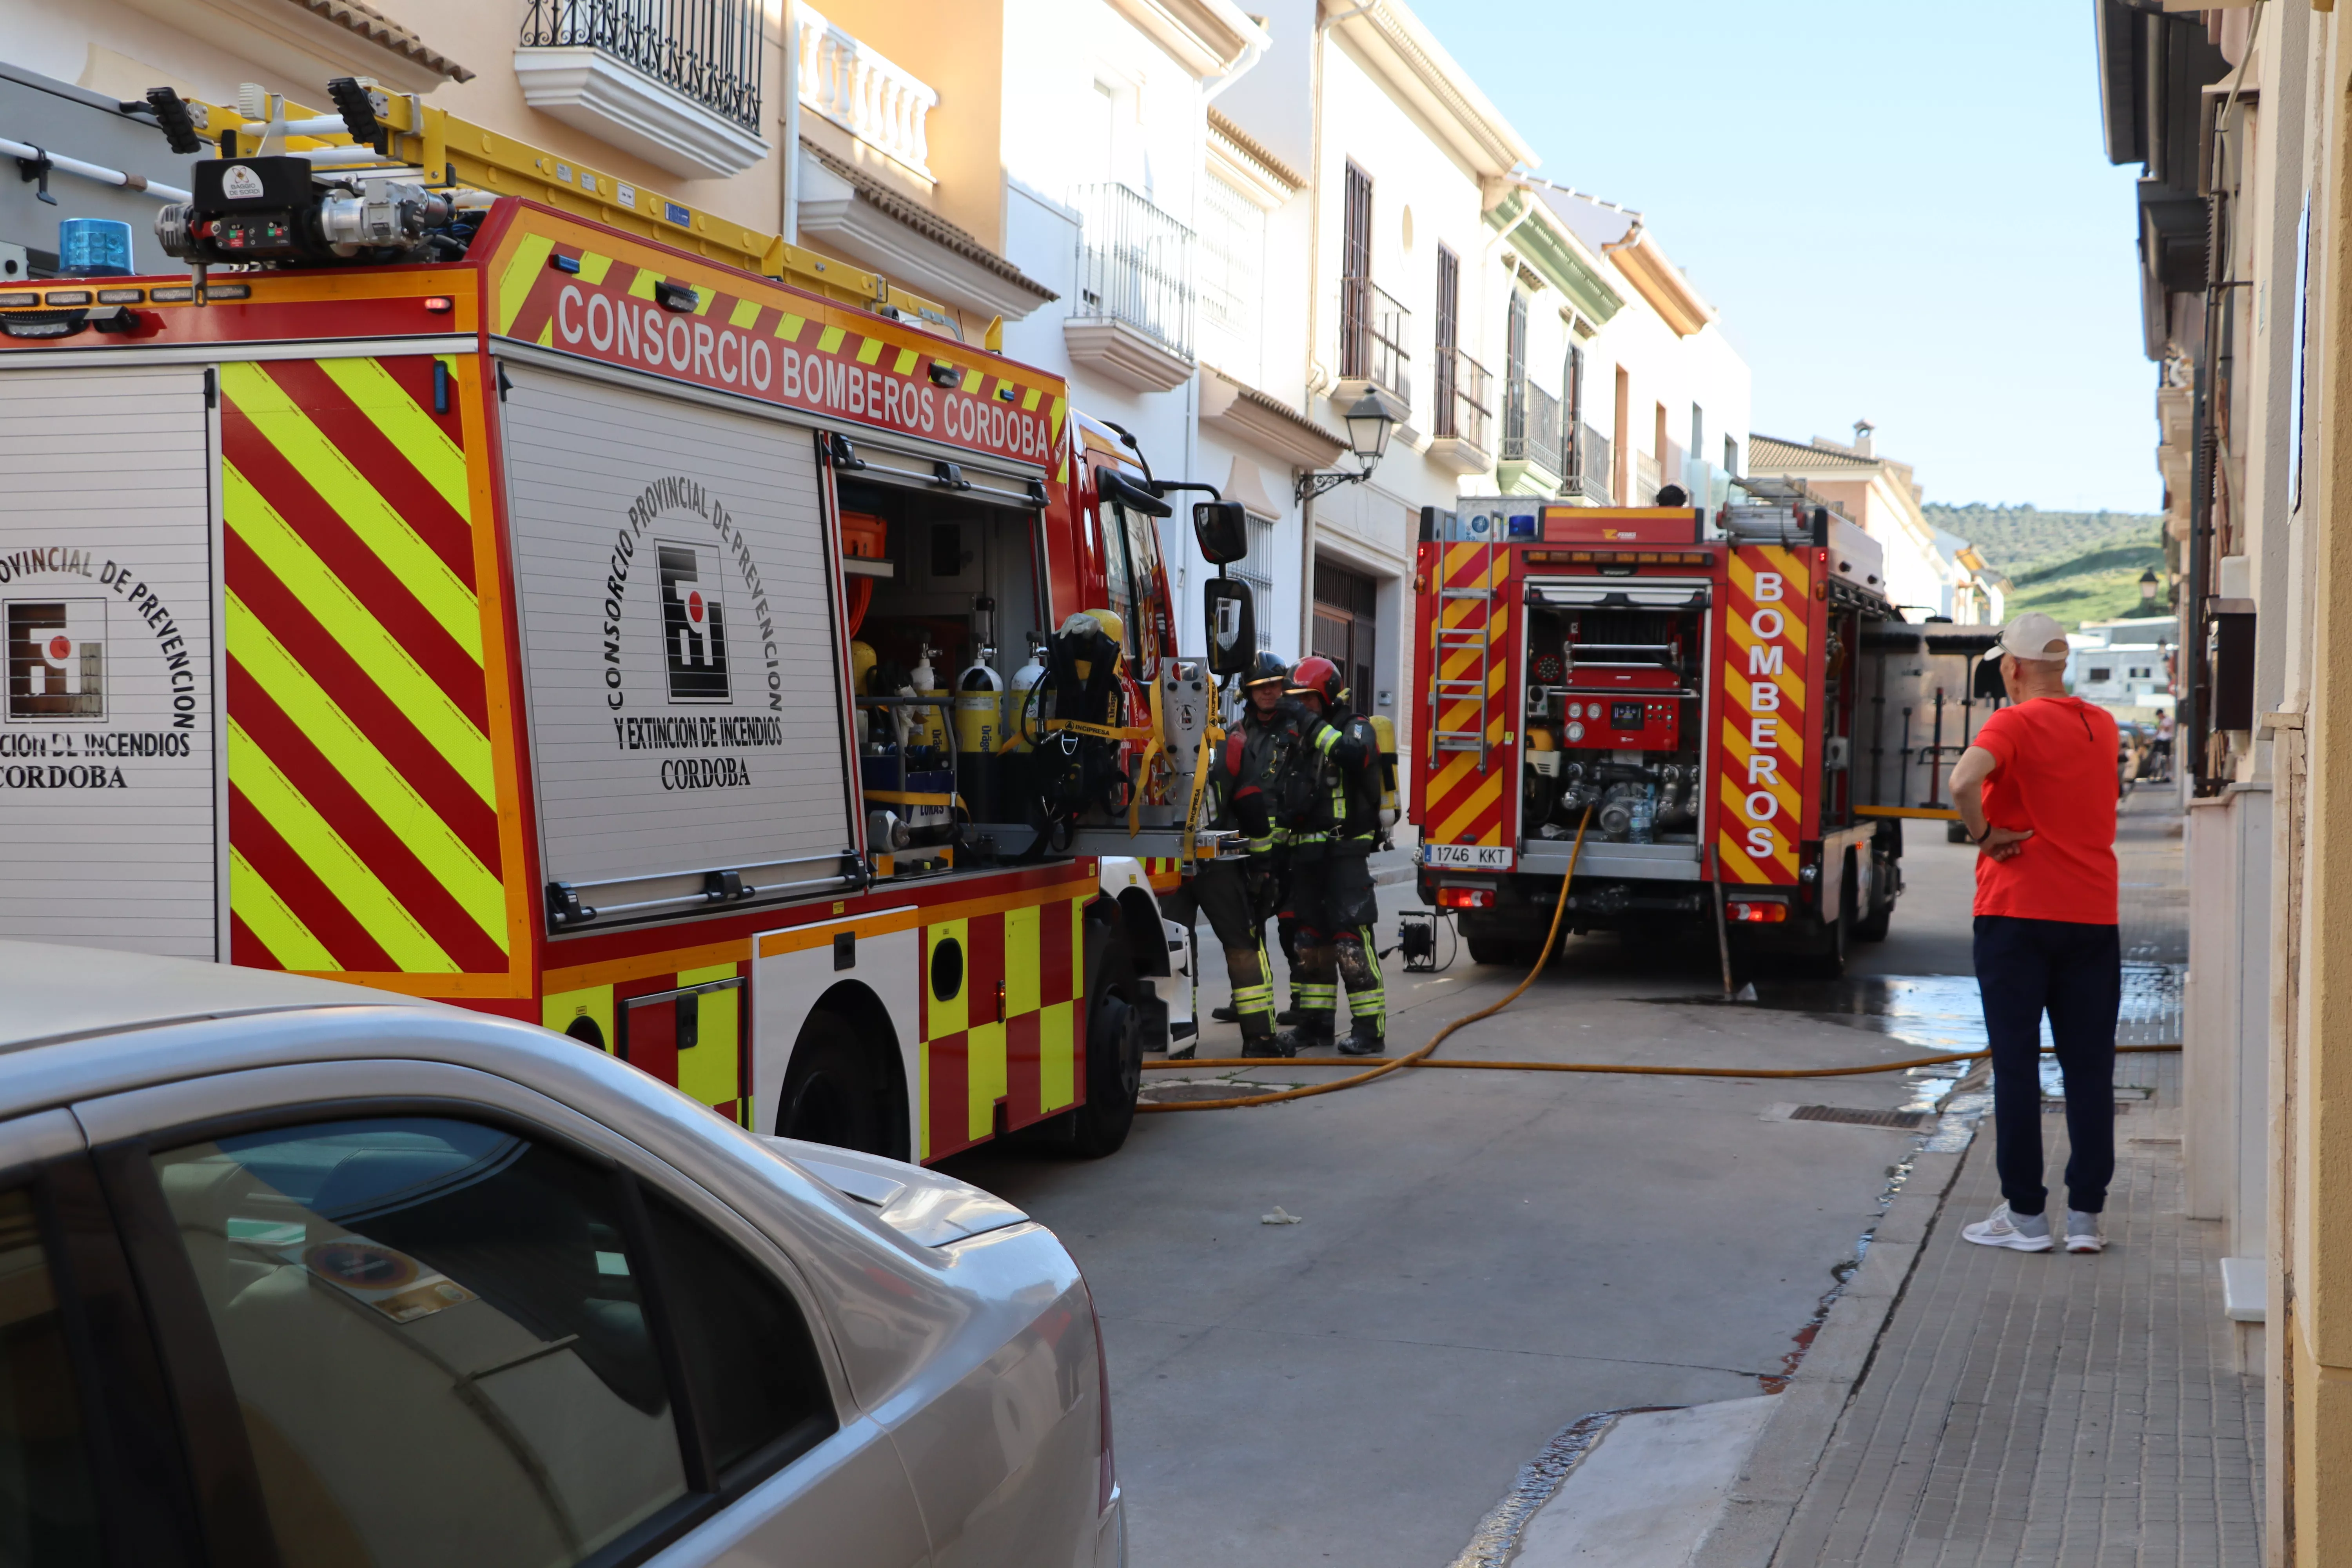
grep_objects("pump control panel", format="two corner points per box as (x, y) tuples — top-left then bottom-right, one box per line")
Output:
(1553, 696), (1679, 750)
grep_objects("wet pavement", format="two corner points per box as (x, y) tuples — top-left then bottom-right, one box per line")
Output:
(943, 819), (2013, 1567)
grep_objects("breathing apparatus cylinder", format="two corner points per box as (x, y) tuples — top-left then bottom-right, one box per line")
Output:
(1370, 713), (1400, 839)
(955, 599), (1004, 823)
(1008, 643), (1047, 753)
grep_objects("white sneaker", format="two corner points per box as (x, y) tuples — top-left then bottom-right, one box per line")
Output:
(2065, 1211), (2104, 1254)
(1961, 1203), (2053, 1252)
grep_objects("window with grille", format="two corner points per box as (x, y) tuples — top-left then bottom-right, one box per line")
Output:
(1340, 162), (1373, 380)
(1433, 245), (1459, 436)
(1231, 513), (1278, 651)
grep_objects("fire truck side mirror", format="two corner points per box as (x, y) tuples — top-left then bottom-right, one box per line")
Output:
(1203, 578), (1256, 678)
(1192, 499), (1249, 566)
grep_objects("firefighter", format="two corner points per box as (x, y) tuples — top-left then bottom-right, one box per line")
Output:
(1193, 652), (1298, 1056)
(1273, 655), (1387, 1056)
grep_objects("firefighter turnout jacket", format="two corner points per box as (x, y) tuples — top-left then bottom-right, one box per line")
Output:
(1209, 704), (1299, 855)
(1284, 706), (1383, 850)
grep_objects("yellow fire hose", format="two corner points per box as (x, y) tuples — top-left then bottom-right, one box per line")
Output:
(1141, 807), (2181, 1113)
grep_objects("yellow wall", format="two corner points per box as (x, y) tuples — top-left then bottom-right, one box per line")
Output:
(814, 0), (1007, 254)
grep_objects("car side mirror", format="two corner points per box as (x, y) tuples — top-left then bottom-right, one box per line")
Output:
(1192, 499), (1249, 566)
(1203, 578), (1256, 678)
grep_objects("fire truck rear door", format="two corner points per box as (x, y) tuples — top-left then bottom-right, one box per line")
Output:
(499, 360), (859, 933)
(0, 366), (219, 958)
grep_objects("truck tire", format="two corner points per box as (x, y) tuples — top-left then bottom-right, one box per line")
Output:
(1853, 869), (1894, 943)
(777, 1009), (897, 1156)
(1069, 922), (1145, 1158)
(1802, 859), (1855, 978)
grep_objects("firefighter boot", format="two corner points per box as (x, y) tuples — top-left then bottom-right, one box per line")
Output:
(1335, 933), (1387, 1055)
(1211, 1004), (1240, 1023)
(1239, 1012), (1288, 1058)
(1272, 1011), (1332, 1055)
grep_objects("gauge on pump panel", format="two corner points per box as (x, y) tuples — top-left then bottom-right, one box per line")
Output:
(1567, 702), (1583, 719)
(1565, 721), (1585, 742)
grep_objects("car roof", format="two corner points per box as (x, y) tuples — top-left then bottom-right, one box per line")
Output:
(0, 940), (443, 1053)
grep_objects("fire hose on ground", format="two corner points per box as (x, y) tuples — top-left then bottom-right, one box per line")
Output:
(1138, 808), (2181, 1114)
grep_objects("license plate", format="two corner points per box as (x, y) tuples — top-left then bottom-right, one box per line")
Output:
(1423, 843), (1514, 871)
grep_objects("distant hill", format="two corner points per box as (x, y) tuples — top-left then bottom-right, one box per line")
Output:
(1924, 503), (2167, 630)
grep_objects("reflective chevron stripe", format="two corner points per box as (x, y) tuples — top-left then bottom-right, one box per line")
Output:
(221, 356), (508, 975)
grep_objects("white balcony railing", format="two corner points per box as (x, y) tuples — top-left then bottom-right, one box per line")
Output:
(796, 6), (937, 180)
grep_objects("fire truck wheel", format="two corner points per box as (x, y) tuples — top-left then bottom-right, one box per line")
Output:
(1802, 859), (1856, 978)
(777, 1010), (897, 1157)
(1069, 926), (1144, 1158)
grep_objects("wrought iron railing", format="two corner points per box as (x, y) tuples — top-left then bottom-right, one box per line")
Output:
(522, 0), (764, 130)
(1501, 377), (1565, 477)
(1339, 275), (1410, 403)
(1433, 346), (1492, 452)
(1072, 182), (1196, 363)
(1571, 424), (1613, 503)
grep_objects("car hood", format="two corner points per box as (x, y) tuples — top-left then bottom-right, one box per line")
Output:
(760, 1137), (1029, 1247)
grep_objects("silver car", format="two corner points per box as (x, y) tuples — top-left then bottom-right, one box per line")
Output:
(0, 941), (1124, 1568)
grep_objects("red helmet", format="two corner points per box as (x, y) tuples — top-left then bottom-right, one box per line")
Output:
(1287, 655), (1345, 706)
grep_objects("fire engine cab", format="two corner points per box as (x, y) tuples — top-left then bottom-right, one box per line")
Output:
(0, 82), (1262, 1163)
(1410, 492), (1999, 975)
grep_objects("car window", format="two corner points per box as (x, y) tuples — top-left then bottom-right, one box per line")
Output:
(152, 1118), (686, 1568)
(0, 1186), (100, 1566)
(641, 1191), (835, 1478)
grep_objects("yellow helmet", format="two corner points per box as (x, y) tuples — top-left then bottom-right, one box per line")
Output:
(1085, 608), (1125, 650)
(849, 639), (878, 693)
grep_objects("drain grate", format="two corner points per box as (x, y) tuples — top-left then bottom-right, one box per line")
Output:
(1141, 1082), (1292, 1104)
(1790, 1104), (1930, 1129)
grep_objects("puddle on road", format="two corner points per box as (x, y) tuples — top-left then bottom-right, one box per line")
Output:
(1645, 963), (2183, 1113)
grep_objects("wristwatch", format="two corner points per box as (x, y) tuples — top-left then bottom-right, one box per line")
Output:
(1968, 824), (1991, 845)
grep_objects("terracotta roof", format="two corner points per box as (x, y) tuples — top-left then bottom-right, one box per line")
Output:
(1745, 433), (1880, 473)
(1206, 108), (1305, 193)
(292, 0), (475, 82)
(800, 139), (1056, 302)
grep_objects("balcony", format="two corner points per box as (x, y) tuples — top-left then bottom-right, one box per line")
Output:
(1065, 182), (1197, 394)
(1426, 346), (1493, 476)
(797, 5), (936, 180)
(1336, 275), (1411, 416)
(515, 0), (769, 179)
(1498, 378), (1564, 497)
(1564, 424), (1613, 504)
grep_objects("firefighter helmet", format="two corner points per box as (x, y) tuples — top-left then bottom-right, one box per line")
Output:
(1288, 655), (1345, 706)
(1240, 651), (1290, 691)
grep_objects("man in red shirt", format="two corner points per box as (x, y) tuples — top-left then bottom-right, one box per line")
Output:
(1946, 612), (2121, 1256)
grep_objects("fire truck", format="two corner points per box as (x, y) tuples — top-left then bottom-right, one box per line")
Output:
(1408, 492), (1999, 975)
(0, 82), (1259, 1162)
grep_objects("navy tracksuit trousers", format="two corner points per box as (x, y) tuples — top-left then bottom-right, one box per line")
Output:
(1974, 915), (2121, 1217)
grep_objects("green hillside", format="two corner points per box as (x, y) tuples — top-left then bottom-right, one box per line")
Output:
(1924, 502), (2167, 630)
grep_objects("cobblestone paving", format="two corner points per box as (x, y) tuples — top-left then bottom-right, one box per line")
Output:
(1772, 792), (2261, 1566)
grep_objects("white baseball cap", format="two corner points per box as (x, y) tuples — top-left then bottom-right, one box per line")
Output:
(1996, 611), (2071, 662)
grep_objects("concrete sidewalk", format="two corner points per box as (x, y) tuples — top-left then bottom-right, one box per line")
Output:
(1681, 792), (2261, 1566)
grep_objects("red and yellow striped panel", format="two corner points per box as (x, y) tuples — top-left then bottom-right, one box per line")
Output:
(919, 892), (1083, 1161)
(541, 965), (749, 1125)
(221, 356), (514, 977)
(1715, 546), (1814, 884)
(1418, 541), (1515, 854)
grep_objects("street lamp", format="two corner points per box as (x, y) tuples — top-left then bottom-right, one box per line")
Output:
(2140, 568), (2160, 607)
(1296, 390), (1401, 502)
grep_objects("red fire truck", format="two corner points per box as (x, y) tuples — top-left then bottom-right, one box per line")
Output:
(1408, 494), (1975, 975)
(0, 88), (1254, 1162)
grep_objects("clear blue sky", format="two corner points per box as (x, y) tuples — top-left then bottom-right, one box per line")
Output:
(1416, 0), (2159, 514)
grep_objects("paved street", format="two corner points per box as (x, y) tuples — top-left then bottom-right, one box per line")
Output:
(945, 826), (1994, 1566)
